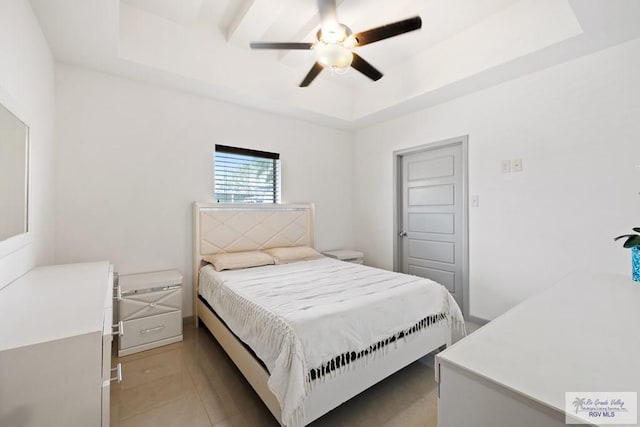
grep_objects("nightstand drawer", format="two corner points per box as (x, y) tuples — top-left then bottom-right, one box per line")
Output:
(120, 311), (182, 350)
(120, 288), (181, 321)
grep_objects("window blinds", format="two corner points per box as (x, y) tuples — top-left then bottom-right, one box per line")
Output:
(214, 145), (281, 204)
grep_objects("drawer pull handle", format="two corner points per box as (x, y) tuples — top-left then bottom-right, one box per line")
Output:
(140, 325), (165, 335)
(113, 285), (122, 301)
(110, 363), (122, 383)
(112, 321), (124, 337)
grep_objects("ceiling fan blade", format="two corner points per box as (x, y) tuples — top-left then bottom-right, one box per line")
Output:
(300, 62), (324, 87)
(250, 42), (313, 50)
(350, 53), (383, 81)
(317, 0), (338, 29)
(354, 16), (422, 46)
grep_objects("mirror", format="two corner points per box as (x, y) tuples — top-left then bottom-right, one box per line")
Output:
(0, 102), (29, 242)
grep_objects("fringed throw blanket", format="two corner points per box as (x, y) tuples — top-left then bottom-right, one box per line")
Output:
(199, 258), (464, 427)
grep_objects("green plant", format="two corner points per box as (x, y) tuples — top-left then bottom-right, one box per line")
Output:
(614, 228), (640, 248)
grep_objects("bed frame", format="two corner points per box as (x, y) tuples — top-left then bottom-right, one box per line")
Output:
(193, 202), (450, 425)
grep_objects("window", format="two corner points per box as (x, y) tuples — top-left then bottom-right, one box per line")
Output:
(214, 145), (281, 203)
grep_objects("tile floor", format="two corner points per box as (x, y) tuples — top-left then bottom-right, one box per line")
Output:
(110, 320), (482, 427)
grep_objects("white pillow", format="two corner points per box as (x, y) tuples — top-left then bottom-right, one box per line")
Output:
(264, 246), (323, 264)
(204, 251), (274, 272)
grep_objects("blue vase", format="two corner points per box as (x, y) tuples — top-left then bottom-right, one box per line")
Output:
(633, 246), (640, 282)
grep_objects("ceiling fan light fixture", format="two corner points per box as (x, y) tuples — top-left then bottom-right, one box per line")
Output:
(318, 23), (351, 44)
(314, 23), (354, 70)
(249, 0), (422, 87)
(315, 43), (353, 70)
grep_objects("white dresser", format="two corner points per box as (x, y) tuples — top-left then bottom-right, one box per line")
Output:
(436, 272), (640, 427)
(0, 262), (117, 427)
(117, 269), (183, 357)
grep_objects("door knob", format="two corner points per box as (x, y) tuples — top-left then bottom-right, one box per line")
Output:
(399, 231), (407, 237)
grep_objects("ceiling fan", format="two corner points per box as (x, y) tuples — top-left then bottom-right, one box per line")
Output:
(249, 0), (422, 87)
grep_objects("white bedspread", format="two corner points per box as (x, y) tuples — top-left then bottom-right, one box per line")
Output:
(199, 257), (464, 427)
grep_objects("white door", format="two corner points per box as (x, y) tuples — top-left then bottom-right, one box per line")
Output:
(400, 141), (466, 313)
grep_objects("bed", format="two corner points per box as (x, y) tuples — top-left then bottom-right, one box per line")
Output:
(193, 202), (464, 426)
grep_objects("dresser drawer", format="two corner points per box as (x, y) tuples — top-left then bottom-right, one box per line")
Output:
(102, 382), (110, 427)
(120, 287), (181, 321)
(102, 310), (114, 382)
(120, 311), (182, 350)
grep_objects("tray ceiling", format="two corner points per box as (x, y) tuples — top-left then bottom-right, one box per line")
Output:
(30, 0), (640, 129)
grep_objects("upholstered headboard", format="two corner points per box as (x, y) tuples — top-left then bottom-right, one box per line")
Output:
(192, 202), (315, 321)
(197, 205), (313, 255)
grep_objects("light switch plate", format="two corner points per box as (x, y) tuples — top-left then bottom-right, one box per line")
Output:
(512, 158), (523, 172)
(501, 160), (511, 173)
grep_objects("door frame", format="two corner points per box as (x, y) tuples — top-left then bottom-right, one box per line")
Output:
(392, 135), (469, 319)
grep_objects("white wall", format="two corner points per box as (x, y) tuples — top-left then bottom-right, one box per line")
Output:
(353, 38), (640, 321)
(0, 0), (55, 288)
(54, 65), (354, 316)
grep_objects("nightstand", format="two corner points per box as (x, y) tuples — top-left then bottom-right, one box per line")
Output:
(322, 249), (364, 264)
(117, 269), (183, 357)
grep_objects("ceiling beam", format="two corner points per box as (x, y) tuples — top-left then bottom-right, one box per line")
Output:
(227, 0), (289, 47)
